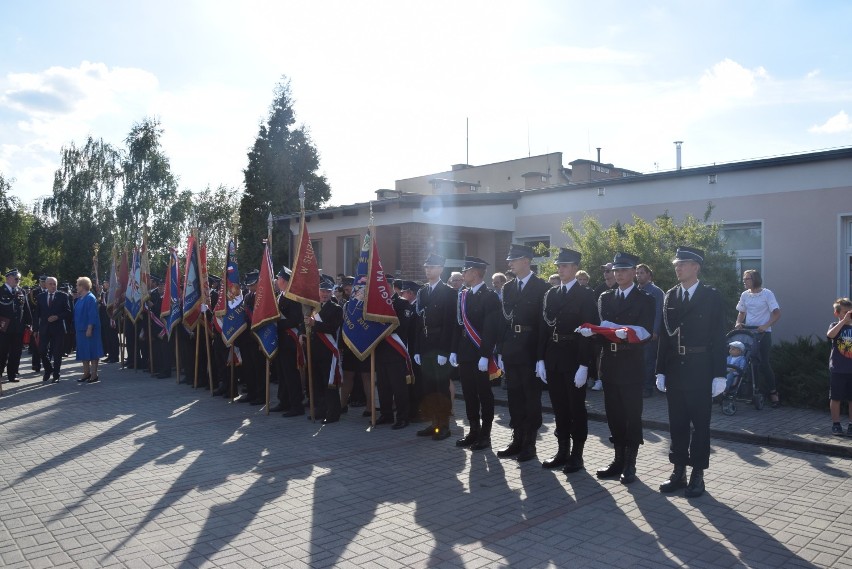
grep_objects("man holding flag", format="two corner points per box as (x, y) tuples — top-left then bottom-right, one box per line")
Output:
(449, 257), (502, 450)
(305, 275), (343, 423)
(272, 267), (306, 417)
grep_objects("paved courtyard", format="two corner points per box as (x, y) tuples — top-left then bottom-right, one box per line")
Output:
(1, 356), (851, 568)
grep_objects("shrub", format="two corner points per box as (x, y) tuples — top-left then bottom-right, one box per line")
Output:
(771, 336), (831, 410)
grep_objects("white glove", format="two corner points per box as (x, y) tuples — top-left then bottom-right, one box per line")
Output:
(575, 327), (594, 337)
(614, 328), (628, 340)
(200, 303), (208, 313)
(655, 374), (666, 392)
(712, 377), (726, 397)
(497, 354), (504, 371)
(574, 365), (588, 388)
(449, 353), (458, 367)
(478, 357), (488, 372)
(413, 354), (421, 366)
(437, 354), (448, 366)
(535, 360), (547, 383)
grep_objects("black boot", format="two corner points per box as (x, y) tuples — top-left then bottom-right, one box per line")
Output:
(563, 439), (585, 473)
(684, 468), (705, 497)
(471, 423), (491, 450)
(659, 464), (688, 493)
(596, 446), (625, 479)
(620, 445), (639, 484)
(516, 431), (538, 462)
(456, 426), (480, 448)
(542, 439), (570, 469)
(496, 429), (524, 458)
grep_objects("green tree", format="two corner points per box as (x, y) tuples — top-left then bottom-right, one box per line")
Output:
(239, 77), (331, 271)
(117, 117), (186, 255)
(0, 172), (35, 273)
(539, 204), (740, 322)
(181, 184), (240, 278)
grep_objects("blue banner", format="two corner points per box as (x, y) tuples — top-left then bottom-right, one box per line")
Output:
(217, 239), (246, 347)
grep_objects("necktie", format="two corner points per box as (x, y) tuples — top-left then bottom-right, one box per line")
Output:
(683, 289), (690, 304)
(618, 291), (624, 303)
(560, 285), (566, 295)
(49, 293), (53, 306)
(518, 279), (524, 293)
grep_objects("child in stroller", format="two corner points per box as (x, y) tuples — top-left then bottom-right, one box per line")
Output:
(721, 329), (765, 415)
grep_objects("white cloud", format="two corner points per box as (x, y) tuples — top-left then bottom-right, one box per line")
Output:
(809, 110), (852, 134)
(699, 58), (769, 100)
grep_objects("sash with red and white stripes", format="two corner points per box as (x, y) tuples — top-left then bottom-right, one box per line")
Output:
(316, 332), (342, 386)
(460, 289), (501, 379)
(385, 332), (414, 384)
(285, 327), (306, 370)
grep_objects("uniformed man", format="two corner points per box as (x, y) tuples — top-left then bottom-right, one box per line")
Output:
(305, 275), (343, 423)
(0, 269), (28, 386)
(99, 279), (120, 363)
(450, 257), (501, 450)
(656, 246), (727, 498)
(413, 253), (457, 441)
(148, 276), (171, 378)
(586, 252), (654, 484)
(399, 280), (425, 423)
(272, 266), (306, 417)
(235, 269), (262, 403)
(374, 279), (416, 429)
(539, 248), (599, 472)
(496, 244), (550, 462)
(29, 275), (48, 367)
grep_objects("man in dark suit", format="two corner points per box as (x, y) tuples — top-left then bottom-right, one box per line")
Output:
(374, 280), (416, 429)
(305, 275), (343, 423)
(413, 253), (457, 441)
(0, 268), (28, 387)
(496, 244), (551, 462)
(587, 252), (655, 484)
(656, 246), (727, 498)
(37, 277), (72, 382)
(539, 249), (599, 472)
(636, 264), (665, 398)
(450, 257), (502, 450)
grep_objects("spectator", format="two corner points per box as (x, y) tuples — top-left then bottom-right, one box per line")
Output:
(74, 276), (104, 384)
(448, 271), (464, 290)
(725, 341), (746, 391)
(590, 262), (617, 391)
(548, 274), (560, 287)
(827, 298), (852, 436)
(491, 272), (508, 300)
(734, 269), (781, 407)
(576, 270), (590, 288)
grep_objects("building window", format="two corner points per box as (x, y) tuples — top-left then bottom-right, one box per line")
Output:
(843, 217), (852, 299)
(310, 239), (322, 269)
(435, 240), (466, 267)
(342, 236), (359, 276)
(720, 222), (762, 274)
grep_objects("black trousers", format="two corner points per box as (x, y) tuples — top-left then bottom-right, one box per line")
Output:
(419, 350), (452, 426)
(547, 367), (588, 443)
(0, 328), (24, 379)
(276, 341), (304, 412)
(459, 361), (495, 429)
(602, 380), (644, 447)
(376, 356), (410, 421)
(311, 356), (341, 420)
(40, 329), (65, 378)
(666, 388), (712, 469)
(505, 363), (543, 433)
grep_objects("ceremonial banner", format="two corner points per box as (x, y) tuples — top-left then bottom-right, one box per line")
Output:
(578, 320), (651, 343)
(363, 230), (399, 326)
(216, 239), (246, 346)
(106, 248), (118, 312)
(342, 233), (397, 360)
(139, 239), (150, 307)
(251, 242), (280, 359)
(199, 241), (211, 307)
(284, 213), (320, 308)
(182, 235), (202, 330)
(125, 248), (142, 322)
(160, 249), (182, 339)
(113, 248), (129, 318)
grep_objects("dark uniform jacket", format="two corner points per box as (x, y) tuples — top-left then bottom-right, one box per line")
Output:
(656, 283), (727, 391)
(414, 280), (456, 356)
(540, 282), (599, 372)
(277, 292), (304, 351)
(452, 283), (501, 363)
(597, 286), (655, 385)
(375, 296), (416, 363)
(0, 284), (27, 333)
(499, 274), (550, 365)
(311, 299), (343, 361)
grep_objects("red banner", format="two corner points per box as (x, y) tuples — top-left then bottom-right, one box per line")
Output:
(284, 213), (320, 308)
(251, 242), (281, 359)
(113, 248), (129, 318)
(364, 229), (398, 325)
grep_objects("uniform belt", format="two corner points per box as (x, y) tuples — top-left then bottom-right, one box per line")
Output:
(678, 345), (707, 355)
(551, 332), (577, 343)
(609, 342), (639, 352)
(513, 325), (534, 333)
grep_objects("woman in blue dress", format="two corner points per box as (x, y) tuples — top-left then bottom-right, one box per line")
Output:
(75, 277), (104, 383)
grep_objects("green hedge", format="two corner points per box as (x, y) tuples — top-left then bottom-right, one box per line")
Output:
(771, 336), (831, 410)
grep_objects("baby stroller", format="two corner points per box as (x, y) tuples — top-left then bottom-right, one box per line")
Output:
(720, 329), (764, 416)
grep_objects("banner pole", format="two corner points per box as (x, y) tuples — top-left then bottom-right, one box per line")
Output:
(133, 320), (138, 372)
(147, 309), (154, 374)
(175, 330), (181, 384)
(193, 326), (200, 388)
(304, 305), (315, 422)
(370, 353), (376, 428)
(229, 346), (235, 400)
(204, 320), (214, 394)
(265, 359), (271, 416)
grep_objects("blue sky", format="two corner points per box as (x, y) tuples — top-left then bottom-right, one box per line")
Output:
(1, 1), (851, 209)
